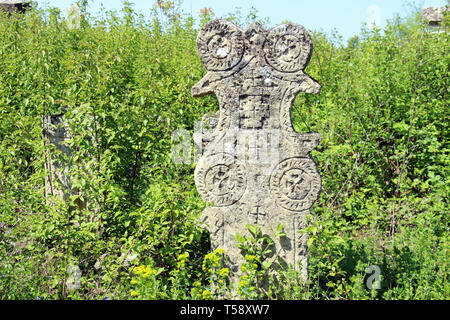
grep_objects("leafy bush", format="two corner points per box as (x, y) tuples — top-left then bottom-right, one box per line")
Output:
(0, 1), (448, 300)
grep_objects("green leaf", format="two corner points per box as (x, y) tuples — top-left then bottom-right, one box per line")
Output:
(235, 233), (245, 244)
(261, 260), (272, 270)
(277, 223), (283, 233)
(246, 224), (259, 238)
(276, 223), (286, 237)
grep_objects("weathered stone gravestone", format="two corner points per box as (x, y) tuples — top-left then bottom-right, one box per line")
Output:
(192, 19), (322, 285)
(42, 110), (73, 203)
(42, 109), (95, 213)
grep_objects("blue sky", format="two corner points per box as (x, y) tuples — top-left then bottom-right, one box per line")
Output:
(42, 0), (447, 41)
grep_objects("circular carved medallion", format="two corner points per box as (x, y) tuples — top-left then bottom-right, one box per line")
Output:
(195, 153), (247, 207)
(270, 157), (321, 211)
(197, 20), (244, 71)
(264, 23), (312, 73)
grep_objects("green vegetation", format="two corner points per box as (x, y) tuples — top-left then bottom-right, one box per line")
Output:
(0, 1), (448, 300)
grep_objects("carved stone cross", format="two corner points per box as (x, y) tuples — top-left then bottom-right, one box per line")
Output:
(192, 19), (322, 282)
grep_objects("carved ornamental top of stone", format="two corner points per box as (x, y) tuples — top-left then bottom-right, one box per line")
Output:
(192, 19), (320, 107)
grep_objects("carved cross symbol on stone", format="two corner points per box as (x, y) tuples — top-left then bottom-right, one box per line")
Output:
(277, 35), (299, 60)
(212, 167), (234, 192)
(208, 35), (232, 59)
(192, 19), (323, 286)
(248, 136), (264, 161)
(286, 173), (304, 194)
(250, 206), (266, 224)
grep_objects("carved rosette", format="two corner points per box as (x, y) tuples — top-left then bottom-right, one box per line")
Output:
(264, 24), (312, 73)
(196, 20), (245, 71)
(270, 157), (321, 212)
(194, 153), (247, 207)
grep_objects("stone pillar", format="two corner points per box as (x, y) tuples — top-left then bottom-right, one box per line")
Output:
(43, 111), (72, 203)
(0, 0), (31, 15)
(192, 20), (322, 289)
